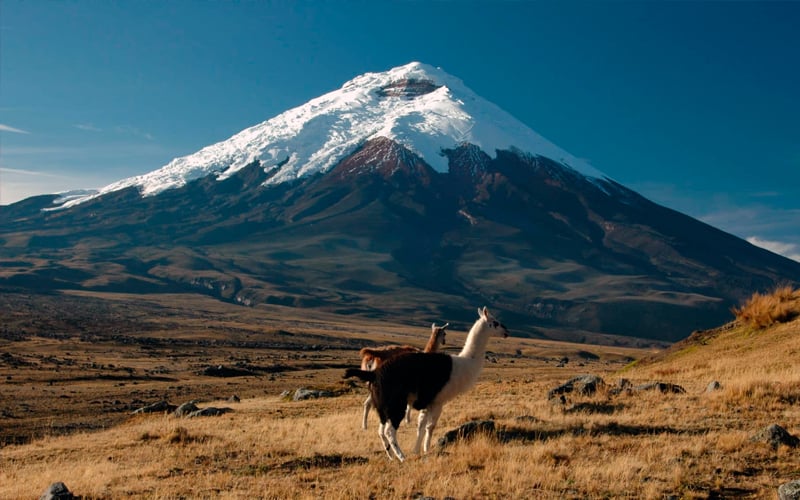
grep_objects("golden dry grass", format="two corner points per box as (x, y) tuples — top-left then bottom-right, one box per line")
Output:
(732, 285), (800, 328)
(2, 291), (800, 498)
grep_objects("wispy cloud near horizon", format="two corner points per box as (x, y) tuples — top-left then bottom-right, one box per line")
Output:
(0, 166), (67, 178)
(114, 125), (154, 141)
(0, 123), (30, 134)
(629, 180), (800, 263)
(746, 237), (800, 263)
(74, 123), (102, 132)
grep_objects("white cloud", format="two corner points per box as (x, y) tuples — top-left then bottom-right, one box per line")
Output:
(75, 123), (102, 132)
(627, 181), (800, 263)
(114, 125), (154, 141)
(746, 236), (800, 263)
(0, 123), (30, 134)
(0, 166), (66, 178)
(0, 168), (82, 206)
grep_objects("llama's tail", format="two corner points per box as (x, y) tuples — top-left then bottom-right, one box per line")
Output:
(344, 368), (376, 383)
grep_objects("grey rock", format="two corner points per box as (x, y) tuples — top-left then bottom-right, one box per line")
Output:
(753, 424), (799, 449)
(39, 482), (74, 500)
(706, 381), (722, 392)
(173, 402), (200, 417)
(187, 406), (233, 417)
(547, 374), (605, 399)
(633, 382), (686, 394)
(779, 480), (800, 500)
(437, 420), (496, 448)
(132, 400), (176, 415)
(293, 388), (334, 401)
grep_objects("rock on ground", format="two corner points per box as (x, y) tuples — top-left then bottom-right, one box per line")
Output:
(779, 480), (800, 500)
(39, 482), (74, 500)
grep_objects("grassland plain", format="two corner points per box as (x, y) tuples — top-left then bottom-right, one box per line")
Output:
(0, 289), (798, 499)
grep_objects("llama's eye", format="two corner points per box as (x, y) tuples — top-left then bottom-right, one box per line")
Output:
(492, 320), (499, 328)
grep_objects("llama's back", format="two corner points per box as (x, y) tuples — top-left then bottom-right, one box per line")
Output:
(373, 352), (453, 411)
(359, 345), (419, 370)
(428, 355), (484, 406)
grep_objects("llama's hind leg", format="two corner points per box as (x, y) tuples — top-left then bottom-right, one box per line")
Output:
(362, 395), (373, 430)
(377, 422), (394, 460)
(383, 423), (406, 462)
(421, 404), (443, 454)
(413, 409), (427, 454)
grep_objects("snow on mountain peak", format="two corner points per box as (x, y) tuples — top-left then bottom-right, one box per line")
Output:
(59, 62), (606, 208)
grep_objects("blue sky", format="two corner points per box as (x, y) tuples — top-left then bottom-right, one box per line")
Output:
(1, 1), (798, 261)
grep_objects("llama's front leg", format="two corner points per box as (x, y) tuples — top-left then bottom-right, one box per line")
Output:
(383, 424), (406, 462)
(404, 404), (412, 424)
(422, 404), (443, 453)
(413, 409), (428, 454)
(377, 422), (394, 460)
(362, 395), (373, 430)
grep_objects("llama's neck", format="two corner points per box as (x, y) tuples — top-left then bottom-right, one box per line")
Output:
(423, 333), (440, 353)
(457, 319), (491, 359)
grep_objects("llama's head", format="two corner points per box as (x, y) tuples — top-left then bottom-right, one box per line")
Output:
(478, 306), (509, 338)
(431, 322), (449, 346)
(360, 353), (376, 371)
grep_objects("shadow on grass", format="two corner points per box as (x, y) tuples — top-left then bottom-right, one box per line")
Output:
(439, 419), (709, 447)
(563, 402), (623, 415)
(498, 421), (707, 443)
(234, 453), (370, 476)
(280, 453), (369, 470)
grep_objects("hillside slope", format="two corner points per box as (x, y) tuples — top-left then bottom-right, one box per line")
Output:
(632, 286), (800, 392)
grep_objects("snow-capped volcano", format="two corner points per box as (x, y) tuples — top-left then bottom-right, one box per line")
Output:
(6, 61), (800, 343)
(60, 62), (605, 208)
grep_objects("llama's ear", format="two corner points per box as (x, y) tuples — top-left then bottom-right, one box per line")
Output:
(442, 322), (449, 330)
(481, 306), (489, 318)
(477, 307), (483, 318)
(431, 322), (436, 332)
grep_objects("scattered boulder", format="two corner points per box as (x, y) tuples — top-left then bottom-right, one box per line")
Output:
(188, 407), (232, 417)
(132, 400), (176, 415)
(753, 424), (799, 449)
(633, 382), (686, 394)
(547, 374), (605, 399)
(39, 482), (74, 500)
(608, 378), (633, 396)
(292, 388), (334, 401)
(228, 394), (241, 403)
(437, 420), (496, 448)
(706, 381), (722, 393)
(173, 402), (200, 417)
(779, 480), (800, 500)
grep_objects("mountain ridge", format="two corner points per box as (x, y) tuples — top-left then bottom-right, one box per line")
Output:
(2, 63), (800, 343)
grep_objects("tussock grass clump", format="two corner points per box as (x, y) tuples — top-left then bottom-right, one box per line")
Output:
(715, 380), (800, 410)
(732, 285), (800, 328)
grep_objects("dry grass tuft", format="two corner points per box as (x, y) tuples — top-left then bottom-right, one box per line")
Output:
(732, 285), (800, 328)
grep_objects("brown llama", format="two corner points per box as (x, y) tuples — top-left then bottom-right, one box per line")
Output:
(358, 322), (448, 429)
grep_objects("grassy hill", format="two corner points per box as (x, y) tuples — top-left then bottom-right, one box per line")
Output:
(0, 288), (798, 498)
